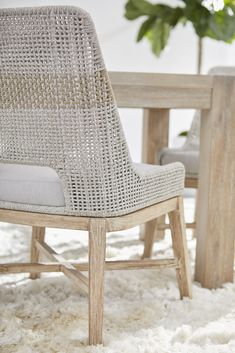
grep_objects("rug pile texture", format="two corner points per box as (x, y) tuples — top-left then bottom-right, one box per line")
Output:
(0, 199), (235, 353)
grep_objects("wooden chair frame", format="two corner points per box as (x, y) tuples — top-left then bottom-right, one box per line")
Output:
(0, 196), (192, 345)
(142, 177), (198, 259)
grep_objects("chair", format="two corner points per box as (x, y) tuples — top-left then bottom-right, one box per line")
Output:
(0, 6), (192, 345)
(142, 66), (235, 257)
(160, 66), (235, 180)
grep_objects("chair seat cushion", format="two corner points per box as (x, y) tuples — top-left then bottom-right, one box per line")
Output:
(159, 148), (199, 178)
(0, 164), (65, 207)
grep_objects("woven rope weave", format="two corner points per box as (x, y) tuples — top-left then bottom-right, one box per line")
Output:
(0, 6), (184, 217)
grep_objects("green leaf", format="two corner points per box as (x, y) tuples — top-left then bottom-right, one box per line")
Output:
(146, 4), (184, 23)
(223, 0), (235, 7)
(124, 0), (235, 58)
(184, 1), (211, 37)
(168, 7), (185, 27)
(148, 19), (171, 56)
(178, 130), (188, 137)
(131, 0), (156, 15)
(124, 0), (156, 20)
(207, 8), (235, 41)
(137, 16), (156, 42)
(125, 0), (144, 20)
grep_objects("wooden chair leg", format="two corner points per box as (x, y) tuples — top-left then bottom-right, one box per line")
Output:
(142, 219), (157, 259)
(29, 226), (45, 279)
(192, 189), (198, 238)
(169, 197), (192, 299)
(88, 219), (106, 345)
(156, 214), (166, 240)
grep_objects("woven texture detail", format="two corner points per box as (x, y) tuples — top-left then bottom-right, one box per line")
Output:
(0, 6), (184, 217)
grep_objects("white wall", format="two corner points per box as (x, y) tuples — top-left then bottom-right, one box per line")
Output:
(1, 0), (234, 161)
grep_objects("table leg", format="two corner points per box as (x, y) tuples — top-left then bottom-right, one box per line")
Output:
(195, 76), (235, 288)
(141, 108), (169, 249)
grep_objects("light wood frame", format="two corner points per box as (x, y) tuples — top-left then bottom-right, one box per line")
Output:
(142, 176), (198, 259)
(141, 107), (198, 251)
(112, 72), (202, 256)
(0, 196), (192, 345)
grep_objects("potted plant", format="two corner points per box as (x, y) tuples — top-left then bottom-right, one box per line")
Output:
(124, 0), (235, 73)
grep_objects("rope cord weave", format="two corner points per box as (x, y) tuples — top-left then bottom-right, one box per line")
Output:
(0, 6), (184, 216)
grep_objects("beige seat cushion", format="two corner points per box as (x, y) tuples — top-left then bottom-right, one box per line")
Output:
(0, 164), (65, 207)
(159, 148), (199, 178)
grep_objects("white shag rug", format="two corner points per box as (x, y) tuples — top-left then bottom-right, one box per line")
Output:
(0, 198), (235, 353)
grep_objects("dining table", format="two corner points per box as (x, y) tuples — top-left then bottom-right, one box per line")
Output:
(110, 71), (235, 289)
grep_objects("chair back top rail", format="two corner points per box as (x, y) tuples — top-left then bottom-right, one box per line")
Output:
(109, 71), (216, 109)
